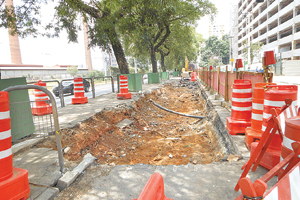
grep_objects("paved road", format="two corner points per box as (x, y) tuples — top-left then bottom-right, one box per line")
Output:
(30, 83), (117, 108)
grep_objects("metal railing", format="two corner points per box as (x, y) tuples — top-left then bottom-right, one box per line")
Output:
(28, 76), (115, 108)
(2, 85), (64, 172)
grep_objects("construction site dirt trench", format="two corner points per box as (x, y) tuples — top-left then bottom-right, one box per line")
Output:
(37, 81), (228, 166)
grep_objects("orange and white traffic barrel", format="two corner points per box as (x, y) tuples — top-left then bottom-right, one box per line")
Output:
(0, 91), (13, 182)
(190, 72), (197, 82)
(281, 116), (300, 161)
(226, 79), (252, 135)
(0, 91), (30, 199)
(31, 80), (53, 116)
(252, 85), (298, 170)
(72, 77), (88, 104)
(245, 83), (276, 149)
(117, 75), (131, 100)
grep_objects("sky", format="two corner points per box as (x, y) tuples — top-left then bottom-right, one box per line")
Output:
(0, 0), (237, 69)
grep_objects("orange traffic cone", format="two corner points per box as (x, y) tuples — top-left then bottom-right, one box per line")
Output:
(0, 91), (30, 200)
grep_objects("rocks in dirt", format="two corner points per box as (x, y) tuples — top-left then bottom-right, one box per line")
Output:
(169, 154), (173, 158)
(157, 114), (163, 118)
(129, 146), (135, 150)
(63, 147), (71, 155)
(115, 119), (134, 129)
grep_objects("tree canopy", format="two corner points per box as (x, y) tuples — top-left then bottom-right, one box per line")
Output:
(200, 35), (230, 67)
(1, 0), (216, 73)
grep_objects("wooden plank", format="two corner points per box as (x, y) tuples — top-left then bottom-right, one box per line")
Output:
(217, 67), (220, 94)
(225, 65), (229, 102)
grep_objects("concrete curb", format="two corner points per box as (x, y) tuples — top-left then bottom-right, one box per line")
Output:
(197, 80), (242, 158)
(57, 153), (96, 191)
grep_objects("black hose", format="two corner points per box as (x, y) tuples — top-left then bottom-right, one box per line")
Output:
(149, 99), (205, 119)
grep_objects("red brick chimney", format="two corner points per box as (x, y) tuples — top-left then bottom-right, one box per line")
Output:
(6, 0), (22, 64)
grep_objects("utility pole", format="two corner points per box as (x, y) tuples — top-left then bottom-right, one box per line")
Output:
(247, 13), (251, 71)
(134, 58), (137, 74)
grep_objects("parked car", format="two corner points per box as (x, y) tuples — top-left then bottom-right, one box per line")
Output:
(52, 79), (90, 97)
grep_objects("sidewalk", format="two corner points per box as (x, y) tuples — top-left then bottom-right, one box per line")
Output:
(13, 77), (278, 199)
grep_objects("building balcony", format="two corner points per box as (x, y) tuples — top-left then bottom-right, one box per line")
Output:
(268, 13), (279, 25)
(278, 2), (294, 19)
(278, 35), (292, 46)
(278, 18), (293, 33)
(281, 50), (293, 59)
(267, 1), (278, 13)
(293, 49), (300, 57)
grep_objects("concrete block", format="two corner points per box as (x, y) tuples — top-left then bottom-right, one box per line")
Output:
(116, 119), (134, 129)
(57, 153), (96, 191)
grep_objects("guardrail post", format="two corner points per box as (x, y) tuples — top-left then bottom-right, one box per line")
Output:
(111, 76), (114, 93)
(225, 65), (229, 102)
(91, 77), (95, 98)
(59, 81), (65, 107)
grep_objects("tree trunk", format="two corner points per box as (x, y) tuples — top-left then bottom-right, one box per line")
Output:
(150, 46), (157, 73)
(160, 52), (166, 72)
(106, 27), (129, 74)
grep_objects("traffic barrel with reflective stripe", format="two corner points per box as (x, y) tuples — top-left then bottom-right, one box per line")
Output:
(262, 85), (298, 149)
(117, 75), (131, 100)
(72, 77), (88, 104)
(190, 72), (197, 82)
(0, 91), (30, 199)
(227, 79), (252, 135)
(31, 80), (53, 116)
(245, 83), (276, 149)
(281, 116), (300, 162)
(0, 91), (13, 182)
(252, 85), (298, 170)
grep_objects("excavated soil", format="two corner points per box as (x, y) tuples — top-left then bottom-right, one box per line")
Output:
(37, 81), (225, 165)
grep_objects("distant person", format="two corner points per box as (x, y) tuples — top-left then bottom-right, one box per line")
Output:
(256, 66), (258, 72)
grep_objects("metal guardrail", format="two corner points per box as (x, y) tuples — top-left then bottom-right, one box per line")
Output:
(28, 76), (115, 108)
(2, 85), (64, 172)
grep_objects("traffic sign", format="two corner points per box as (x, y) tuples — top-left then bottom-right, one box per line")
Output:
(231, 58), (234, 62)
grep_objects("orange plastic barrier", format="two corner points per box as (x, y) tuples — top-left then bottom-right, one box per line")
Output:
(234, 99), (299, 192)
(132, 173), (173, 200)
(72, 77), (88, 104)
(227, 79), (252, 135)
(253, 85), (298, 170)
(235, 142), (300, 200)
(0, 91), (30, 200)
(117, 75), (131, 100)
(190, 72), (196, 82)
(281, 116), (300, 162)
(245, 83), (276, 149)
(31, 80), (52, 116)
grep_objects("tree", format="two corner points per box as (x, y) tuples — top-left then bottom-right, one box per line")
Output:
(87, 70), (105, 78)
(242, 41), (264, 64)
(122, 0), (216, 72)
(67, 65), (79, 77)
(200, 35), (230, 67)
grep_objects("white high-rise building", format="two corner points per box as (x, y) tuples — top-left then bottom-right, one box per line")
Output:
(209, 24), (224, 39)
(236, 0), (300, 72)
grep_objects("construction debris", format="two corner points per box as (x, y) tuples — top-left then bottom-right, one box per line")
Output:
(37, 81), (225, 166)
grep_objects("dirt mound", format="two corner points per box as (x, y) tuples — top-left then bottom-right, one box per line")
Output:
(37, 81), (224, 165)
